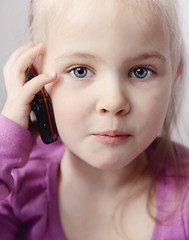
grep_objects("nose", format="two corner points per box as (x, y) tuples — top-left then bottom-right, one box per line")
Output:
(96, 81), (130, 116)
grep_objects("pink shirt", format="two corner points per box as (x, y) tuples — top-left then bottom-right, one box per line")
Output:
(0, 114), (189, 240)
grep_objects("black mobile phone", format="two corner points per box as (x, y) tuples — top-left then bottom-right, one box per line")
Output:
(25, 65), (58, 144)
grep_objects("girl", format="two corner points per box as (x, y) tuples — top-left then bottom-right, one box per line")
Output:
(0, 0), (189, 239)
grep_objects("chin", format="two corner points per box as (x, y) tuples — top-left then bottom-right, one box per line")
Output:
(84, 156), (131, 171)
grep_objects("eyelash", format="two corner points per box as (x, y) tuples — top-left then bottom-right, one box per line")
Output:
(68, 66), (156, 80)
(129, 66), (156, 80)
(69, 66), (93, 79)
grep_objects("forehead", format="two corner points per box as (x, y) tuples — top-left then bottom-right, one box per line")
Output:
(41, 0), (170, 64)
(46, 0), (164, 32)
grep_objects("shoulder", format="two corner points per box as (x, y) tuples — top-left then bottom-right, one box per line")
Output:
(152, 137), (189, 189)
(148, 137), (189, 173)
(12, 137), (65, 191)
(10, 137), (65, 216)
(153, 138), (189, 238)
(0, 137), (65, 238)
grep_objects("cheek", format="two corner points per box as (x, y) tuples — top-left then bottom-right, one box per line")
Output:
(137, 85), (172, 133)
(53, 95), (79, 124)
(49, 86), (89, 138)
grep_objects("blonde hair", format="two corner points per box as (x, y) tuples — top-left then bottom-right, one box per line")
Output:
(29, 0), (186, 160)
(30, 0), (185, 69)
(29, 0), (188, 234)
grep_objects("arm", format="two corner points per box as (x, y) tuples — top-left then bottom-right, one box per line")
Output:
(0, 114), (35, 200)
(0, 42), (58, 197)
(0, 114), (35, 239)
(0, 43), (58, 237)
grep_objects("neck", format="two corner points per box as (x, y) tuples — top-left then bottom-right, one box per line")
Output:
(60, 149), (149, 195)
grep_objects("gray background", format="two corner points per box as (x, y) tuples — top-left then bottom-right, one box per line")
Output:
(0, 0), (30, 111)
(0, 0), (189, 145)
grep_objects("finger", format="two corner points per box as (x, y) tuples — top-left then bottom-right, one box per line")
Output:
(4, 44), (45, 92)
(1, 72), (58, 129)
(14, 43), (45, 76)
(4, 42), (34, 70)
(3, 43), (34, 89)
(20, 72), (58, 104)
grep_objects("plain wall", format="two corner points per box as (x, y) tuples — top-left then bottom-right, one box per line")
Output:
(0, 0), (189, 145)
(0, 0), (30, 111)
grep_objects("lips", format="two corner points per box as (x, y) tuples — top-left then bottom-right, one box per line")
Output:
(92, 130), (131, 144)
(94, 130), (129, 136)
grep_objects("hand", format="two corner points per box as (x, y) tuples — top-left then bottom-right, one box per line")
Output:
(1, 42), (58, 130)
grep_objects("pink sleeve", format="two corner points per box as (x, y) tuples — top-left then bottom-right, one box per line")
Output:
(0, 114), (35, 200)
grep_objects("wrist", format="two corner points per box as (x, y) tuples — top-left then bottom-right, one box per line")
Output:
(1, 103), (29, 129)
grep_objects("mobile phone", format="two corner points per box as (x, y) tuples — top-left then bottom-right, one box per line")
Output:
(25, 65), (58, 144)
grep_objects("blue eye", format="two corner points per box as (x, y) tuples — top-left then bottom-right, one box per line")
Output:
(130, 67), (153, 79)
(70, 67), (89, 78)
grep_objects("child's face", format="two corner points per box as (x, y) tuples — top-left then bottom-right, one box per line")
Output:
(42, 0), (176, 170)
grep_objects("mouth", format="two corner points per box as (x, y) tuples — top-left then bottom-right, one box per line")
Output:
(92, 130), (131, 144)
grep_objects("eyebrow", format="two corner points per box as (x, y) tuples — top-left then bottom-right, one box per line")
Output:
(56, 51), (166, 63)
(56, 52), (102, 62)
(131, 52), (166, 63)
